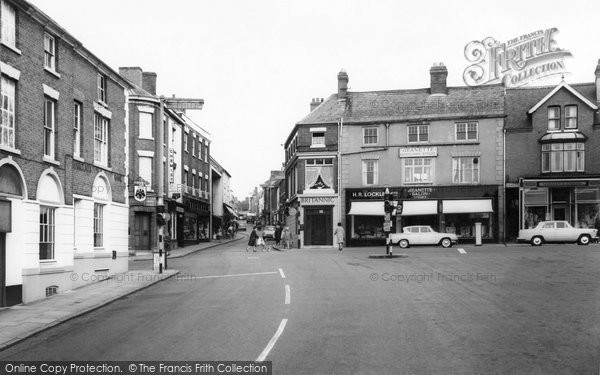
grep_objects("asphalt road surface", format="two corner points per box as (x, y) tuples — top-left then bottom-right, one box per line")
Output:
(1, 239), (599, 374)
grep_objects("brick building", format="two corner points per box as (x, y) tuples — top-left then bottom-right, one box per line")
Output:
(119, 67), (211, 254)
(505, 61), (600, 240)
(290, 65), (505, 247)
(283, 96), (341, 248)
(0, 0), (131, 305)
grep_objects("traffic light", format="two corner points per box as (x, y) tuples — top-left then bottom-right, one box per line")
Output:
(384, 188), (393, 214)
(156, 213), (167, 227)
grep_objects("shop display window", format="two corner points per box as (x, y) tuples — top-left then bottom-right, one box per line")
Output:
(444, 213), (492, 239)
(524, 206), (546, 229)
(353, 216), (388, 239)
(183, 216), (197, 240)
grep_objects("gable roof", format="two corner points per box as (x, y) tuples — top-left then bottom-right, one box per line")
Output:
(297, 85), (505, 126)
(528, 81), (598, 114)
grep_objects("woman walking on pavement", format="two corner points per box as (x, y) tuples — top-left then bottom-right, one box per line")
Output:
(246, 226), (258, 252)
(334, 222), (345, 251)
(255, 225), (270, 252)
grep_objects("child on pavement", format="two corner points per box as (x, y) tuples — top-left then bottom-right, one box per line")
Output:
(246, 227), (257, 252)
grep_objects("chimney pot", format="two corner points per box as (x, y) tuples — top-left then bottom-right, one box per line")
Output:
(430, 62), (448, 95)
(338, 70), (349, 99)
(310, 97), (323, 112)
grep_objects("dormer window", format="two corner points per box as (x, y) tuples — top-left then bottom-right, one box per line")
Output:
(565, 105), (578, 129)
(547, 106), (560, 131)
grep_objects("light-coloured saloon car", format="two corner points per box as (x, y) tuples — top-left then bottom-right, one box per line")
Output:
(389, 225), (458, 248)
(517, 221), (598, 246)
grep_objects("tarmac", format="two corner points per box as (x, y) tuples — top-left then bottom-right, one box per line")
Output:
(0, 234), (244, 351)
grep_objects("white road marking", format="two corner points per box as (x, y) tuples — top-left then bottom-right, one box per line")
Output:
(256, 318), (288, 362)
(285, 284), (290, 305)
(182, 271), (277, 280)
(247, 257), (260, 259)
(279, 268), (286, 279)
(457, 248), (467, 254)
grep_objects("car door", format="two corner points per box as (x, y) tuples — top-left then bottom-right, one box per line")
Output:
(554, 221), (571, 242)
(541, 222), (556, 241)
(419, 226), (434, 245)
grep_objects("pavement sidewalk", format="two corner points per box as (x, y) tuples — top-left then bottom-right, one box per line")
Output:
(0, 234), (245, 351)
(129, 233), (245, 260)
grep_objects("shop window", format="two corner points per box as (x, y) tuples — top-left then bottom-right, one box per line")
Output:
(541, 142), (584, 173)
(565, 105), (577, 129)
(353, 216), (388, 240)
(444, 213), (492, 239)
(404, 158), (433, 183)
(408, 125), (428, 143)
(547, 106), (560, 130)
(524, 206), (546, 229)
(183, 216), (197, 240)
(363, 127), (378, 145)
(452, 157), (479, 184)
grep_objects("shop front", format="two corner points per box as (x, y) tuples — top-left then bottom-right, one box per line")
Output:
(520, 178), (600, 230)
(297, 194), (340, 248)
(346, 186), (500, 247)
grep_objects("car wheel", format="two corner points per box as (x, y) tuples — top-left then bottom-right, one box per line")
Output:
(441, 238), (452, 248)
(531, 236), (543, 246)
(398, 239), (409, 248)
(578, 235), (591, 246)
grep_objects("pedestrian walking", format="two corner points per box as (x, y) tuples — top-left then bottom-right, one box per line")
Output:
(255, 226), (269, 252)
(246, 227), (258, 252)
(274, 224), (282, 246)
(282, 226), (291, 249)
(334, 222), (345, 251)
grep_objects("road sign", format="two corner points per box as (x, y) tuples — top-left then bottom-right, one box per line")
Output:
(164, 98), (204, 111)
(383, 220), (392, 232)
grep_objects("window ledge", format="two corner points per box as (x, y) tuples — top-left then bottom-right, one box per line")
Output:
(44, 66), (61, 78)
(73, 155), (85, 162)
(1, 41), (22, 55)
(310, 144), (326, 148)
(0, 145), (21, 155)
(43, 156), (60, 166)
(39, 259), (57, 264)
(93, 162), (112, 172)
(139, 136), (155, 141)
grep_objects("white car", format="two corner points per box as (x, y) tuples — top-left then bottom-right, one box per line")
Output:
(389, 225), (458, 248)
(517, 221), (598, 246)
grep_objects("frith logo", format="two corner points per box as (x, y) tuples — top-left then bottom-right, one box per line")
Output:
(463, 28), (572, 87)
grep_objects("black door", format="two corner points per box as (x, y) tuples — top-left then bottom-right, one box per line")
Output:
(305, 207), (333, 246)
(0, 233), (6, 307)
(134, 213), (151, 250)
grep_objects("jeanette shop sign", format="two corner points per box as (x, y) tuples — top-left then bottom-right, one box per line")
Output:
(463, 28), (572, 87)
(399, 146), (437, 158)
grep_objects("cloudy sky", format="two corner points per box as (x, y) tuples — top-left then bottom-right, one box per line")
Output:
(29, 0), (600, 198)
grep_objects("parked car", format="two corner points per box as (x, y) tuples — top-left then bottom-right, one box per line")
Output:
(517, 221), (598, 246)
(236, 220), (247, 231)
(263, 225), (276, 239)
(389, 225), (458, 248)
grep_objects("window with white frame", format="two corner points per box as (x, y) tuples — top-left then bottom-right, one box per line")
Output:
(547, 106), (560, 131)
(408, 125), (429, 143)
(139, 111), (152, 139)
(192, 136), (196, 156)
(138, 156), (152, 186)
(94, 114), (109, 165)
(311, 132), (325, 146)
(565, 105), (578, 129)
(204, 142), (208, 162)
(93, 203), (104, 248)
(455, 122), (478, 141)
(403, 158), (433, 183)
(1, 0), (16, 48)
(0, 76), (16, 149)
(452, 157), (480, 184)
(363, 127), (378, 145)
(97, 73), (106, 103)
(184, 133), (188, 152)
(44, 33), (56, 71)
(184, 170), (189, 186)
(305, 158), (334, 190)
(362, 160), (378, 185)
(191, 172), (196, 189)
(39, 206), (55, 260)
(73, 101), (82, 158)
(541, 142), (584, 173)
(44, 98), (55, 158)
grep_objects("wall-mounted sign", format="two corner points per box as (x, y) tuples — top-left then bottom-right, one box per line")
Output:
(134, 185), (147, 202)
(299, 196), (336, 205)
(399, 147), (438, 158)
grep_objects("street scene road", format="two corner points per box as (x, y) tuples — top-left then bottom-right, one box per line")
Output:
(1, 233), (598, 374)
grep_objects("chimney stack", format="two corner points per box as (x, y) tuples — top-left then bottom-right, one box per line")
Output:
(142, 72), (157, 95)
(310, 98), (324, 112)
(430, 62), (448, 95)
(118, 67), (143, 88)
(338, 70), (349, 99)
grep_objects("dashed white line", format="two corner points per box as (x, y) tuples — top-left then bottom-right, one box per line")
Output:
(285, 284), (290, 305)
(279, 268), (286, 279)
(457, 248), (467, 255)
(256, 318), (288, 362)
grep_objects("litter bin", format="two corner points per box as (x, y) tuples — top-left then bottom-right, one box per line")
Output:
(475, 222), (482, 246)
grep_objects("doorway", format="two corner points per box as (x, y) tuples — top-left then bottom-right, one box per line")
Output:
(133, 213), (151, 250)
(304, 207), (333, 246)
(553, 205), (567, 221)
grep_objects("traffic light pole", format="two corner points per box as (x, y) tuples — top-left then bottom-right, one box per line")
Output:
(156, 97), (165, 274)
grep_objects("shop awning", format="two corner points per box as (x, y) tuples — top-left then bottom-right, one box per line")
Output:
(401, 200), (438, 216)
(348, 201), (396, 216)
(223, 204), (238, 218)
(442, 199), (493, 214)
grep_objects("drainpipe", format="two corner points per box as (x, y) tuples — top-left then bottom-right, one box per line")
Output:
(503, 127), (506, 244)
(385, 123), (390, 149)
(338, 117), (343, 229)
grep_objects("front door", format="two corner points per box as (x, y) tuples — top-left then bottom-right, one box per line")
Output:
(0, 233), (6, 307)
(305, 207), (333, 246)
(134, 213), (151, 250)
(553, 205), (567, 221)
